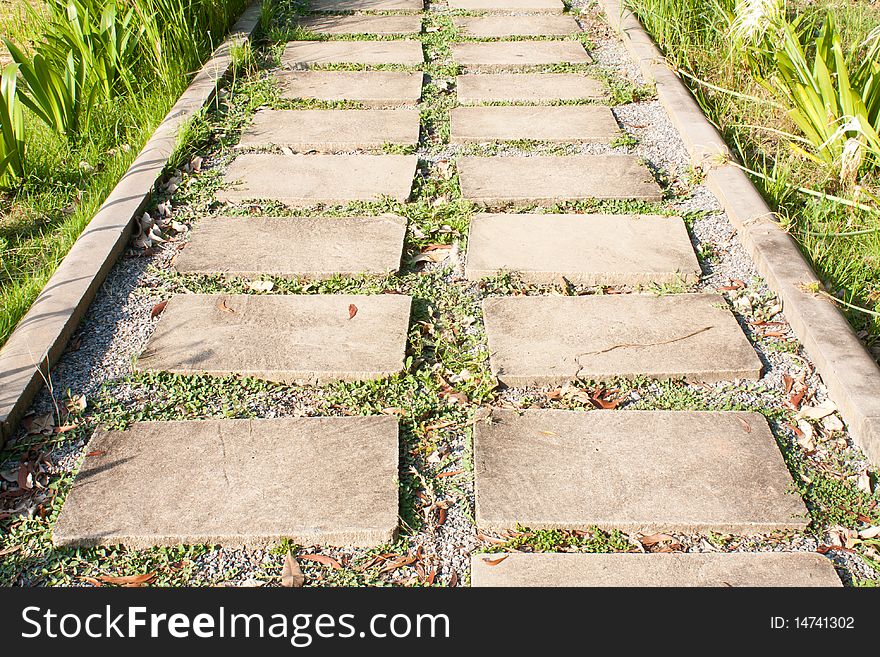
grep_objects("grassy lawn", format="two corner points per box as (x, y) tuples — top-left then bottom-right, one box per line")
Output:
(0, 0), (248, 347)
(626, 0), (880, 359)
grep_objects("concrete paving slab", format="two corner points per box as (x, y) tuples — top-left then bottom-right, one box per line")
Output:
(283, 41), (424, 67)
(465, 213), (700, 285)
(53, 417), (399, 548)
(452, 41), (591, 69)
(277, 71), (423, 106)
(218, 154), (417, 205)
(238, 109), (420, 151)
(474, 409), (809, 534)
(471, 552), (842, 587)
(175, 215), (406, 277)
(298, 15), (422, 34)
(448, 0), (563, 12)
(136, 294), (412, 383)
(456, 73), (605, 102)
(450, 105), (618, 143)
(482, 293), (762, 385)
(454, 15), (580, 37)
(457, 155), (662, 204)
(309, 0), (423, 11)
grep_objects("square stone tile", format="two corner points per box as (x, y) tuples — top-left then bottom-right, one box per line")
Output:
(277, 71), (424, 106)
(450, 105), (618, 143)
(136, 294), (412, 384)
(238, 109), (420, 151)
(175, 215), (407, 278)
(457, 155), (662, 204)
(471, 553), (842, 587)
(454, 15), (580, 37)
(482, 293), (763, 385)
(465, 213), (700, 285)
(283, 41), (424, 67)
(475, 409), (809, 534)
(456, 73), (605, 102)
(218, 154), (417, 205)
(53, 417), (399, 548)
(451, 41), (590, 69)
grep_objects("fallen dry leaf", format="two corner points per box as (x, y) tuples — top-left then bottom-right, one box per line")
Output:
(638, 533), (676, 547)
(281, 551), (305, 588)
(298, 554), (342, 570)
(436, 470), (464, 478)
(150, 300), (168, 319)
(96, 572), (156, 587)
(448, 570), (458, 587)
(217, 298), (235, 314)
(348, 304), (358, 320)
(86, 450), (107, 458)
(482, 555), (509, 566)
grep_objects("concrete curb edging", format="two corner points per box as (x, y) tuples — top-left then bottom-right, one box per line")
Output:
(0, 2), (263, 445)
(597, 0), (880, 466)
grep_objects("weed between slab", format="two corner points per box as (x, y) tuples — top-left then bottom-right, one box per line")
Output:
(1, 0), (879, 587)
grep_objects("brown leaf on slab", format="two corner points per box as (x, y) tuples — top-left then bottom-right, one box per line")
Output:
(348, 304), (358, 320)
(736, 416), (752, 433)
(482, 555), (509, 566)
(150, 300), (168, 319)
(217, 298), (235, 314)
(96, 572), (156, 587)
(86, 450), (107, 458)
(281, 551), (305, 588)
(298, 554), (342, 570)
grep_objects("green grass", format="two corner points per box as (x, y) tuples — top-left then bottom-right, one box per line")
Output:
(625, 0), (880, 358)
(0, 0), (250, 347)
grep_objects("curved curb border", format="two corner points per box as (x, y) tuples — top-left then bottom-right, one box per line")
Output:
(598, 0), (880, 466)
(0, 2), (262, 445)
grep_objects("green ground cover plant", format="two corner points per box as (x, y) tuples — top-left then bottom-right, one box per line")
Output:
(626, 0), (880, 355)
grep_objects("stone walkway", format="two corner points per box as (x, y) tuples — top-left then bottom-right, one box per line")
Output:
(51, 1), (842, 586)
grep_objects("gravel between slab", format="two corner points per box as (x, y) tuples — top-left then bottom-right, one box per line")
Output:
(1, 0), (877, 587)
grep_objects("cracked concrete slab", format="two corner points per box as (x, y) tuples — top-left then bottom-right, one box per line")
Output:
(482, 293), (762, 385)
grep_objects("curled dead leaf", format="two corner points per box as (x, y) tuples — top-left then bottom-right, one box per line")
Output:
(150, 300), (168, 319)
(217, 298), (235, 314)
(96, 572), (156, 587)
(298, 554), (342, 570)
(481, 555), (509, 566)
(281, 551), (305, 588)
(348, 304), (358, 320)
